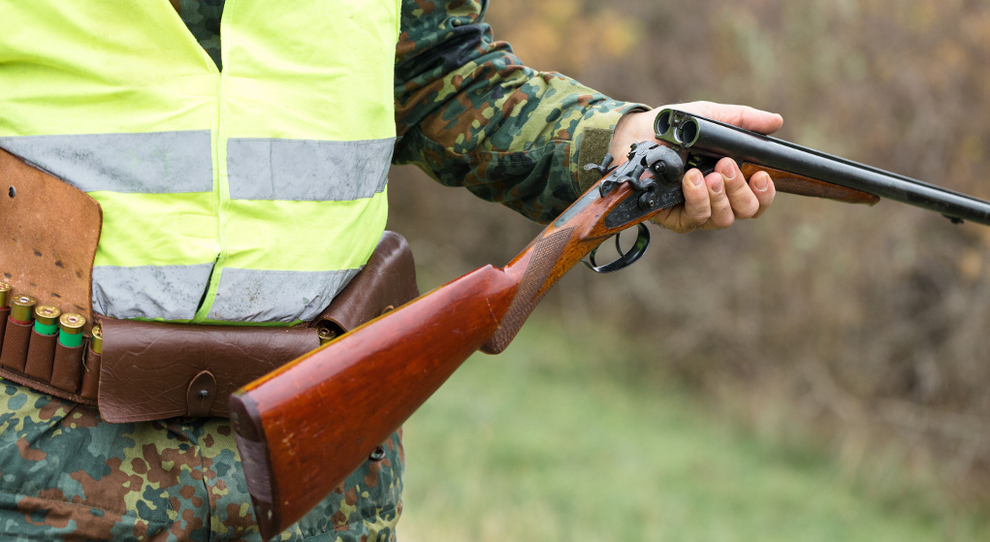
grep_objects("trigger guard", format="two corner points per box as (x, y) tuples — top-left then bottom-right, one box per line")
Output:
(583, 223), (651, 273)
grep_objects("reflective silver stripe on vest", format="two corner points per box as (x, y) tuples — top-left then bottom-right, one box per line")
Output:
(205, 267), (361, 323)
(92, 263), (216, 321)
(226, 138), (394, 200)
(0, 132), (213, 194)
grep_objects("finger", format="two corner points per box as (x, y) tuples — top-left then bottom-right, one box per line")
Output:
(717, 105), (783, 135)
(715, 158), (759, 219)
(748, 170), (776, 219)
(704, 170), (734, 229)
(673, 101), (783, 135)
(679, 168), (712, 231)
(652, 168), (710, 233)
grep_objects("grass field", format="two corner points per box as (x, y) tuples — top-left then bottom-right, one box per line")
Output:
(398, 315), (988, 541)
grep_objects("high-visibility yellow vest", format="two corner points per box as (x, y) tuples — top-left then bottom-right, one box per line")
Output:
(0, 0), (399, 324)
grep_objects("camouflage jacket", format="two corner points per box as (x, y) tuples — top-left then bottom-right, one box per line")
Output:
(177, 0), (643, 223)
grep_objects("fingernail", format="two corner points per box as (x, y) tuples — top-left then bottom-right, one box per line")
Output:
(721, 166), (736, 181)
(752, 175), (769, 192)
(709, 177), (723, 194)
(690, 170), (704, 187)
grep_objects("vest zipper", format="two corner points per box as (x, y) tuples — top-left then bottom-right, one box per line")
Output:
(191, 1), (235, 323)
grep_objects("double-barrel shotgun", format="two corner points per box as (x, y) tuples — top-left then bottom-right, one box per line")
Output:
(229, 108), (990, 539)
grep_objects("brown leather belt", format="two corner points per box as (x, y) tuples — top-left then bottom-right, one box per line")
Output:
(0, 147), (418, 422)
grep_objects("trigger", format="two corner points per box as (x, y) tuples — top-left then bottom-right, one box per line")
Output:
(582, 223), (651, 273)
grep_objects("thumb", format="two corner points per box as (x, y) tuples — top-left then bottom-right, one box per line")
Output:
(671, 101), (783, 135)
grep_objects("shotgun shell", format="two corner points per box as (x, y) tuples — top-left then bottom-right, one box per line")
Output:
(10, 295), (37, 324)
(90, 324), (103, 355)
(58, 313), (86, 348)
(34, 305), (61, 336)
(317, 324), (338, 345)
(0, 281), (10, 308)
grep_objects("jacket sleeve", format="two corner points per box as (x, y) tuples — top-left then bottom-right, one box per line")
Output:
(393, 0), (647, 224)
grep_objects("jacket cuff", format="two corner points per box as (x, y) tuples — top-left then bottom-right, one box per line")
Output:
(574, 103), (651, 193)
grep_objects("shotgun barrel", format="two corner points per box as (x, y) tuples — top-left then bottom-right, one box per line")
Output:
(655, 108), (990, 225)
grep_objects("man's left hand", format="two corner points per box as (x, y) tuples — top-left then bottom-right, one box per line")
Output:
(610, 101), (783, 233)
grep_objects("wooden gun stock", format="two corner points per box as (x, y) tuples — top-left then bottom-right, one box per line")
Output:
(228, 149), (675, 538)
(230, 265), (516, 538)
(739, 164), (880, 206)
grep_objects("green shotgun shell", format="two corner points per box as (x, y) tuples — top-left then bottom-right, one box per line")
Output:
(58, 313), (86, 347)
(317, 324), (338, 345)
(90, 324), (103, 355)
(34, 305), (61, 336)
(0, 282), (10, 308)
(10, 295), (36, 324)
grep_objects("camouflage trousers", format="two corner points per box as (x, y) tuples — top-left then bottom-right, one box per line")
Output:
(0, 379), (403, 541)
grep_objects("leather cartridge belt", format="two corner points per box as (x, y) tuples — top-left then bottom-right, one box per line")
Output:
(0, 147), (418, 423)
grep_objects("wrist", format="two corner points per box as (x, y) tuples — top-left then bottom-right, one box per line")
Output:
(608, 107), (657, 160)
(575, 104), (651, 193)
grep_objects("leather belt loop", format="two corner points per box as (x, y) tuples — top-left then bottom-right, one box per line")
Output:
(50, 341), (84, 394)
(0, 318), (32, 373)
(0, 307), (8, 346)
(80, 345), (102, 402)
(24, 330), (57, 381)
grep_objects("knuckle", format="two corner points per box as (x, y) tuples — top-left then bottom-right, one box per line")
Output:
(761, 188), (777, 205)
(722, 172), (747, 194)
(713, 210), (735, 229)
(660, 217), (691, 234)
(755, 190), (775, 211)
(691, 207), (712, 225)
(706, 189), (726, 208)
(734, 199), (759, 219)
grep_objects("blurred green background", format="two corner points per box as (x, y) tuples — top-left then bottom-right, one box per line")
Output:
(386, 0), (990, 539)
